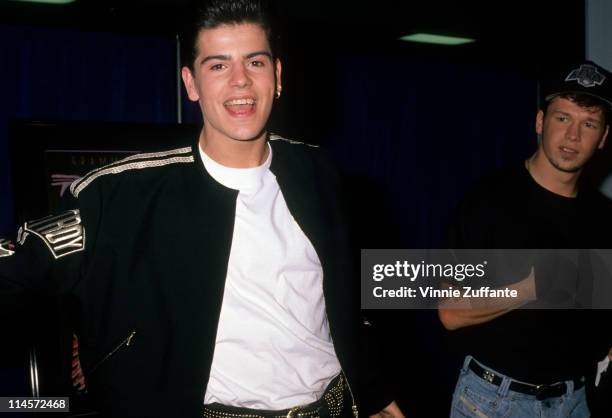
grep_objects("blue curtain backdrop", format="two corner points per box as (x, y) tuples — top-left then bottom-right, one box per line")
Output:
(325, 56), (537, 248)
(0, 25), (177, 235)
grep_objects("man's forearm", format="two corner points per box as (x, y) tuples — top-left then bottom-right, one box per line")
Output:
(438, 306), (511, 330)
(438, 267), (536, 330)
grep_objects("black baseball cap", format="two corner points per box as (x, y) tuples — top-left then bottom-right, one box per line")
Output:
(541, 60), (612, 107)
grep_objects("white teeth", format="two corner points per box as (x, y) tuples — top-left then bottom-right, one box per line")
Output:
(225, 98), (255, 106)
(561, 147), (577, 153)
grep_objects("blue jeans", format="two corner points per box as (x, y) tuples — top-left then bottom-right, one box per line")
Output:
(450, 356), (590, 418)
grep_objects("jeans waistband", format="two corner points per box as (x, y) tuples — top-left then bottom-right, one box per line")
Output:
(464, 355), (585, 400)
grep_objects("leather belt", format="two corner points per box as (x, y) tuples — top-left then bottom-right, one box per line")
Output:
(202, 374), (351, 418)
(468, 359), (585, 400)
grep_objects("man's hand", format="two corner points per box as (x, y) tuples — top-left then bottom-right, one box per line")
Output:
(369, 401), (405, 418)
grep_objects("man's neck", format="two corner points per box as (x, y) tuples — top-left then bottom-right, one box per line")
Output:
(199, 130), (269, 168)
(526, 151), (580, 198)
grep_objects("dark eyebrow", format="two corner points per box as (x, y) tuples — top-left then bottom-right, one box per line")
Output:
(199, 54), (231, 66)
(586, 116), (603, 124)
(245, 51), (273, 60)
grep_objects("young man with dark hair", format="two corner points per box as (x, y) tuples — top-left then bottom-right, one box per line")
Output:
(0, 1), (402, 417)
(440, 61), (612, 417)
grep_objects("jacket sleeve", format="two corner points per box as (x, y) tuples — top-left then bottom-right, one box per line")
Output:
(0, 198), (86, 309)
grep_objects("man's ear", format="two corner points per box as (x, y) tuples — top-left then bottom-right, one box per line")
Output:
(598, 125), (609, 150)
(181, 67), (199, 102)
(535, 110), (544, 135)
(274, 58), (282, 98)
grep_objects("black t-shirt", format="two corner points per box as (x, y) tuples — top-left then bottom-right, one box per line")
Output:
(448, 163), (612, 384)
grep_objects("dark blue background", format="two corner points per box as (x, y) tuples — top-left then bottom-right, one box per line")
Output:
(0, 25), (177, 235)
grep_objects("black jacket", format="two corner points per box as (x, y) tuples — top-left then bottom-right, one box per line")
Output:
(0, 135), (373, 417)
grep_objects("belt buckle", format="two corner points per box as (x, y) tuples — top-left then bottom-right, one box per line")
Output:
(483, 370), (495, 383)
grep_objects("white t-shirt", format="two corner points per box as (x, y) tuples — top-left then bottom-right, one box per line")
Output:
(200, 144), (341, 409)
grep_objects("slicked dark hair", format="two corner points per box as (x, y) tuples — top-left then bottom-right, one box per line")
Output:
(542, 92), (611, 127)
(180, 0), (279, 72)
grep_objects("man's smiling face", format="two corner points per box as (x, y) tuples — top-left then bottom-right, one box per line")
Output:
(182, 23), (281, 145)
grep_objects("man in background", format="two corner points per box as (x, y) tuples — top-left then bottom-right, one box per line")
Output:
(440, 60), (612, 417)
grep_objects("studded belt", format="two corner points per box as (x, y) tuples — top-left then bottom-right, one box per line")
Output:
(468, 358), (585, 400)
(202, 374), (354, 418)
